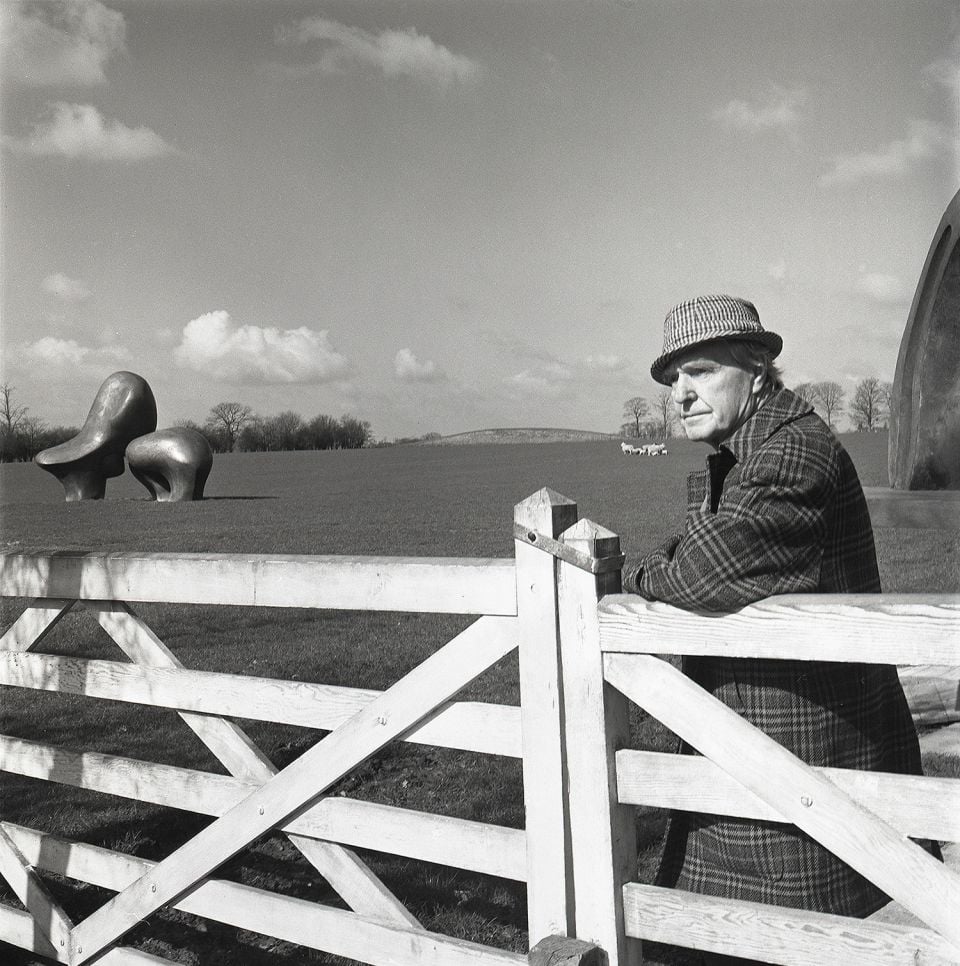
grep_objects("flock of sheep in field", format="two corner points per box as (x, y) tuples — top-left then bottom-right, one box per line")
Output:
(620, 441), (668, 456)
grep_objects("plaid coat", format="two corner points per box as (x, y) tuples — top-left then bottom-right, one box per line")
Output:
(623, 388), (928, 917)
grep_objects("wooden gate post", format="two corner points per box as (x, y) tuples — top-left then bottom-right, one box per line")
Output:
(556, 519), (641, 966)
(514, 488), (579, 945)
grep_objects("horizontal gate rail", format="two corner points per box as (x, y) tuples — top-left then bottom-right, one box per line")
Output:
(598, 592), (960, 663)
(0, 551), (518, 615)
(2, 823), (526, 966)
(622, 883), (959, 966)
(0, 735), (527, 881)
(0, 650), (522, 758)
(615, 749), (960, 843)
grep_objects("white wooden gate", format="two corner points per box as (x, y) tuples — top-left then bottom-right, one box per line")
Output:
(0, 489), (584, 966)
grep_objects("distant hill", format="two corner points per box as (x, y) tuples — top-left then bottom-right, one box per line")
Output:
(413, 427), (618, 445)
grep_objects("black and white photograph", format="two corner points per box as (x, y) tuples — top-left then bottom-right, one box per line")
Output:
(1, 2), (958, 964)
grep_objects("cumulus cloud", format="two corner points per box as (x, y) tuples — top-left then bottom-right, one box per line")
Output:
(484, 330), (563, 364)
(151, 327), (177, 346)
(4, 102), (177, 160)
(1, 0), (126, 87)
(767, 259), (788, 282)
(42, 272), (91, 303)
(923, 54), (960, 99)
(173, 310), (351, 384)
(275, 16), (479, 88)
(394, 348), (444, 382)
(584, 353), (626, 372)
(713, 86), (806, 133)
(819, 119), (948, 186)
(854, 273), (912, 304)
(10, 336), (130, 369)
(505, 362), (574, 397)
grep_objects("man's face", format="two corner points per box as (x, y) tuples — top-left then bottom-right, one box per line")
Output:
(664, 341), (762, 449)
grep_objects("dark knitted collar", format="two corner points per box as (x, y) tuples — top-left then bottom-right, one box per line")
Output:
(720, 388), (815, 464)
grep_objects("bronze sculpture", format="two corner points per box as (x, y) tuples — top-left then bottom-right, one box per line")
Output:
(126, 427), (213, 502)
(35, 371), (158, 501)
(889, 188), (960, 489)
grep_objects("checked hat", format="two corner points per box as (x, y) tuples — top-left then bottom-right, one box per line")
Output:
(650, 294), (782, 385)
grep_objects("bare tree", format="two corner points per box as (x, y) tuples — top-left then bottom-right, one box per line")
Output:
(811, 381), (845, 430)
(792, 382), (817, 405)
(653, 388), (676, 439)
(0, 383), (28, 433)
(16, 415), (48, 460)
(622, 396), (649, 437)
(205, 402), (253, 452)
(850, 377), (887, 431)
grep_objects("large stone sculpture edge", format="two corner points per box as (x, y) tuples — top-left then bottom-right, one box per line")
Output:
(889, 189), (960, 490)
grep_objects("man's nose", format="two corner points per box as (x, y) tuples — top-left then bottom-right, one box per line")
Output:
(672, 375), (694, 404)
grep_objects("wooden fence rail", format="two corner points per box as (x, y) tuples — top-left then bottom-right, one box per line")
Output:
(0, 651), (522, 757)
(0, 551), (518, 615)
(2, 485), (959, 966)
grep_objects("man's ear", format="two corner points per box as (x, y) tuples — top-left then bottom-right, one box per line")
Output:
(751, 365), (766, 395)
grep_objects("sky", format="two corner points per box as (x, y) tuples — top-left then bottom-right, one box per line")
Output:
(1, 0), (958, 440)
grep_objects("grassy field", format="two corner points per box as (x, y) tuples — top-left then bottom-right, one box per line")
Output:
(1, 433), (957, 965)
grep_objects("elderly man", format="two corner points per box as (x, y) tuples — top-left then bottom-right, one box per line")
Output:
(623, 295), (931, 965)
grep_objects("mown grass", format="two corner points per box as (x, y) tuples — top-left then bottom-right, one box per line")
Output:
(1, 434), (957, 965)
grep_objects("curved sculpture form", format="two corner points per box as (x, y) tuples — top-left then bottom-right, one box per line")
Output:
(35, 371), (158, 501)
(889, 189), (960, 489)
(126, 427), (213, 502)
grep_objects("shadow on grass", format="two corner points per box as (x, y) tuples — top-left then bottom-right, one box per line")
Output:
(199, 496), (279, 501)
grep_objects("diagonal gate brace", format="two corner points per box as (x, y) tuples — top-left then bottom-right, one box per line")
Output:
(92, 601), (419, 928)
(69, 613), (518, 965)
(604, 652), (960, 956)
(0, 599), (75, 652)
(0, 826), (173, 965)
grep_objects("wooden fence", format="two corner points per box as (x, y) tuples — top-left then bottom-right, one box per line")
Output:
(1, 487), (958, 965)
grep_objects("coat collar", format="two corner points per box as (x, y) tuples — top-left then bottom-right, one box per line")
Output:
(720, 388), (814, 463)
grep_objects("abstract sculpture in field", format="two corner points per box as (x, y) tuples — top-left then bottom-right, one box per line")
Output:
(126, 427), (213, 502)
(889, 188), (960, 490)
(35, 371), (158, 501)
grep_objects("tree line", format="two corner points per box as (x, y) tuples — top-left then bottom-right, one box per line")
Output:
(178, 402), (372, 454)
(0, 386), (373, 461)
(621, 377), (894, 439)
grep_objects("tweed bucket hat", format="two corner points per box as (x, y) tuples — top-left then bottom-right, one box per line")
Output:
(650, 294), (782, 385)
